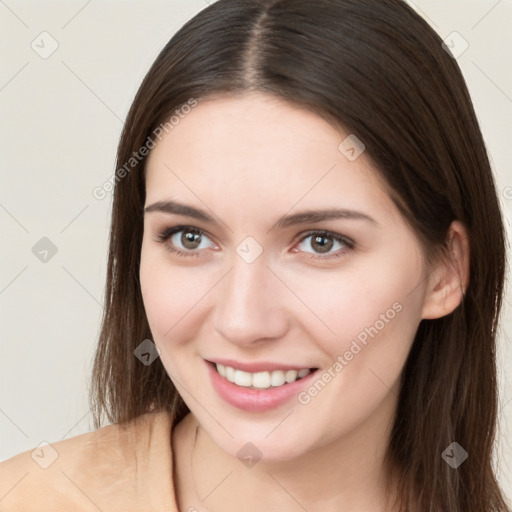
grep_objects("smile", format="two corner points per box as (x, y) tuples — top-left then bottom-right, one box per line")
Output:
(206, 359), (319, 411)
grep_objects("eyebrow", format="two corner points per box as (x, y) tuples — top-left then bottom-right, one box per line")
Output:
(144, 200), (378, 229)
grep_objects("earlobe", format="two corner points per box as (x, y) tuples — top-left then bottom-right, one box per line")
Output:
(421, 220), (470, 320)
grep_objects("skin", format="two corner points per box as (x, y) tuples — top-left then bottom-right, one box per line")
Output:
(140, 93), (469, 511)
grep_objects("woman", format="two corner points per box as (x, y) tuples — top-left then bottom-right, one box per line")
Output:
(1, 0), (509, 510)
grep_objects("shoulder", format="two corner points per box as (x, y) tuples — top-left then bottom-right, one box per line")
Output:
(0, 410), (178, 512)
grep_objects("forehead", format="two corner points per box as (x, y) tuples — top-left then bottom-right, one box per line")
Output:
(144, 93), (393, 224)
(147, 93), (341, 169)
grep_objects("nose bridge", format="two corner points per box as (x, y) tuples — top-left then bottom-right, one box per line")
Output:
(213, 253), (287, 345)
(231, 255), (271, 304)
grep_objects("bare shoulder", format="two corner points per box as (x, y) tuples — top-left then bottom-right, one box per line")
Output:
(0, 410), (175, 512)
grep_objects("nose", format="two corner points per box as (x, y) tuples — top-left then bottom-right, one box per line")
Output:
(213, 255), (289, 347)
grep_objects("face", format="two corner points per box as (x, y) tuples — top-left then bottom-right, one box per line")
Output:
(140, 93), (429, 462)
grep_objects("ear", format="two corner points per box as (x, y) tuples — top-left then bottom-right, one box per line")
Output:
(421, 220), (470, 320)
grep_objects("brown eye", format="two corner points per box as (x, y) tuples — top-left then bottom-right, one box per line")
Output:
(181, 229), (203, 250)
(295, 231), (353, 258)
(155, 225), (216, 257)
(310, 235), (334, 253)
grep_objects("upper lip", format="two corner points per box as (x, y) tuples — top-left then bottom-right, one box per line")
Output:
(207, 358), (315, 373)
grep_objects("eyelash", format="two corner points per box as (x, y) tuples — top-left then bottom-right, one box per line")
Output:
(153, 225), (355, 260)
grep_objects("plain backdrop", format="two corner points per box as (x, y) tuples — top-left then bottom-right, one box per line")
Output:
(1, 0), (511, 501)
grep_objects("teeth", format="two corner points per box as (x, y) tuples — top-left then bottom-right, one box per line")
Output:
(215, 364), (311, 389)
(252, 371), (271, 389)
(285, 370), (298, 383)
(234, 369), (252, 387)
(270, 370), (285, 387)
(217, 363), (227, 377)
(226, 365), (236, 381)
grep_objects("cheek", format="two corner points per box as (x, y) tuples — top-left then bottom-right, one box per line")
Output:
(287, 249), (424, 389)
(288, 281), (421, 445)
(139, 242), (224, 375)
(140, 243), (203, 343)
(295, 258), (423, 420)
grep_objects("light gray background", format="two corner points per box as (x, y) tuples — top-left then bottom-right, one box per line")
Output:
(1, 0), (511, 501)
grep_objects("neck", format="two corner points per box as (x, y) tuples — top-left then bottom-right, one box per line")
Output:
(173, 388), (400, 512)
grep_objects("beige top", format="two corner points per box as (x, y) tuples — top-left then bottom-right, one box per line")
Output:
(0, 410), (180, 511)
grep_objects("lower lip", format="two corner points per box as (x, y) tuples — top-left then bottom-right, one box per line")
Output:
(206, 361), (317, 412)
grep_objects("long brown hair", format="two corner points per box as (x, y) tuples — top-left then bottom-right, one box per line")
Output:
(90, 0), (509, 509)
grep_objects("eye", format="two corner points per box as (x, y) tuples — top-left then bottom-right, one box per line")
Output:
(154, 226), (354, 260)
(154, 225), (217, 257)
(293, 230), (354, 258)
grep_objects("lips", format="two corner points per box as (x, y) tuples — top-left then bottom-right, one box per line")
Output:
(206, 359), (318, 412)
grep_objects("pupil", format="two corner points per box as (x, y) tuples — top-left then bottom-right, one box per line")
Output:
(312, 235), (333, 253)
